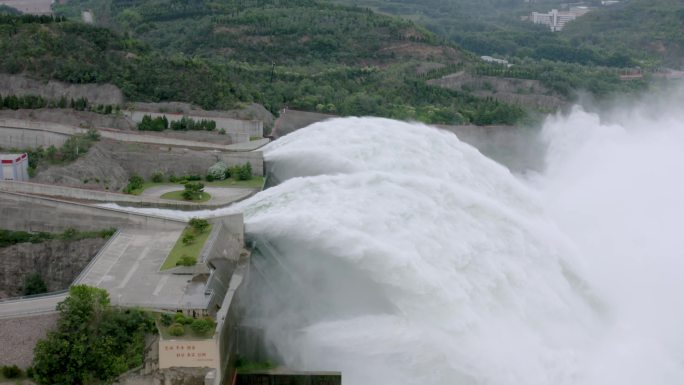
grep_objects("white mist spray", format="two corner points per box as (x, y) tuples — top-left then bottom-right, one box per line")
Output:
(240, 117), (601, 385)
(112, 100), (684, 384)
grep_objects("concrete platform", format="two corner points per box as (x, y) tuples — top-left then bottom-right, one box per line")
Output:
(75, 226), (217, 311)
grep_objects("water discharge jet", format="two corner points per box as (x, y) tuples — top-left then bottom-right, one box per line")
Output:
(108, 106), (684, 384)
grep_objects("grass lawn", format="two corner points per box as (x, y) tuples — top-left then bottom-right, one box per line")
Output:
(161, 224), (213, 270)
(160, 190), (212, 203)
(128, 176), (264, 195)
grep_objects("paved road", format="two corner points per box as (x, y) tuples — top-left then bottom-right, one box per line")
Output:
(0, 180), (255, 208)
(0, 293), (66, 319)
(0, 118), (270, 152)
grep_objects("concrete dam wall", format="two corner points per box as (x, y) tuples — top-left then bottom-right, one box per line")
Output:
(0, 192), (185, 232)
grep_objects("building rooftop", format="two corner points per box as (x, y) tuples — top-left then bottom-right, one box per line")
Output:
(0, 153), (27, 163)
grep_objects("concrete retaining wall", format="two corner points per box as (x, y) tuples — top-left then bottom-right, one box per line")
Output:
(217, 261), (249, 385)
(0, 192), (185, 232)
(219, 152), (264, 177)
(0, 180), (245, 209)
(0, 180), (144, 202)
(126, 111), (263, 143)
(0, 119), (265, 176)
(0, 126), (69, 148)
(0, 118), (255, 152)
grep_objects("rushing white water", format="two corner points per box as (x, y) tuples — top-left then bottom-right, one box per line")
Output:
(116, 102), (684, 384)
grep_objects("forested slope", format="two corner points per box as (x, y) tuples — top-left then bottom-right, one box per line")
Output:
(336, 0), (684, 69)
(563, 0), (684, 68)
(19, 0), (526, 125)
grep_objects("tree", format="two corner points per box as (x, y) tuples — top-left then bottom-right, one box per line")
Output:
(23, 273), (48, 295)
(189, 218), (209, 233)
(182, 182), (205, 201)
(32, 285), (155, 385)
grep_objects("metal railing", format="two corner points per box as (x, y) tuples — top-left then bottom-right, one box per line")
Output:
(0, 289), (68, 304)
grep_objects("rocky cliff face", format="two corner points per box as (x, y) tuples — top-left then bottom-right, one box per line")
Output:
(0, 238), (107, 298)
(33, 140), (220, 191)
(0, 74), (124, 105)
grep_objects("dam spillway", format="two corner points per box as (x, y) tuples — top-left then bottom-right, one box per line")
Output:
(109, 110), (684, 385)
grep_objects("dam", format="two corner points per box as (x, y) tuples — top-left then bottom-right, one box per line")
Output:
(2, 109), (684, 385)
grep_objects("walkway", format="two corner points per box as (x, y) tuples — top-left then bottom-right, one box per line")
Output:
(141, 186), (255, 206)
(0, 118), (270, 152)
(0, 293), (67, 319)
(0, 180), (256, 209)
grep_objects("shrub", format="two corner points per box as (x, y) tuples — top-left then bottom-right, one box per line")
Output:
(207, 161), (228, 181)
(123, 174), (144, 194)
(151, 172), (164, 183)
(23, 273), (48, 296)
(218, 128), (226, 135)
(138, 115), (168, 131)
(168, 323), (185, 336)
(168, 174), (178, 183)
(99, 228), (117, 238)
(237, 162), (252, 181)
(85, 128), (100, 141)
(189, 218), (209, 233)
(1, 365), (21, 378)
(205, 173), (215, 182)
(182, 234), (195, 245)
(174, 313), (194, 325)
(60, 228), (78, 240)
(177, 255), (197, 266)
(160, 313), (173, 327)
(190, 318), (216, 336)
(26, 367), (34, 378)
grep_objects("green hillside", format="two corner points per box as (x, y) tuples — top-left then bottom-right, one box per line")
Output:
(562, 0), (684, 67)
(54, 0), (466, 66)
(333, 0), (632, 66)
(0, 0), (530, 125)
(335, 0), (684, 68)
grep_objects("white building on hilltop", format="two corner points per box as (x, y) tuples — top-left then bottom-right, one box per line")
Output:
(1, 153), (29, 181)
(531, 7), (590, 32)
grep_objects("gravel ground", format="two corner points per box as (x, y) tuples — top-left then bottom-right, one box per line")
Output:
(0, 313), (59, 368)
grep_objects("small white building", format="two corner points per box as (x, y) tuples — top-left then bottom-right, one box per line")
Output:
(481, 56), (512, 68)
(0, 153), (29, 181)
(531, 8), (589, 31)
